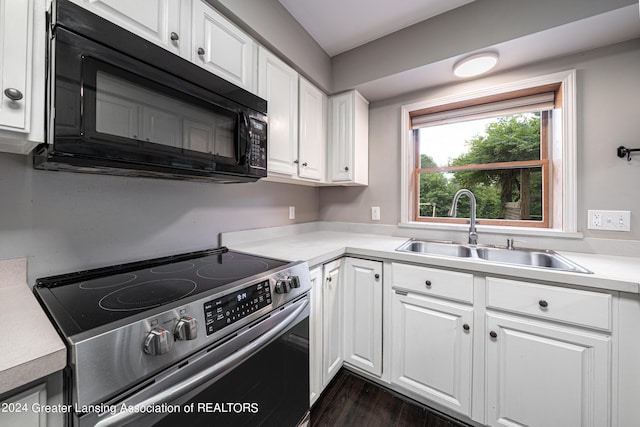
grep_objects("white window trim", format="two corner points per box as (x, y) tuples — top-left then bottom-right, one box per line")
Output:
(400, 69), (578, 236)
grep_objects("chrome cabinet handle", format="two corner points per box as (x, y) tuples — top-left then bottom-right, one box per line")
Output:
(170, 32), (179, 41)
(4, 88), (23, 101)
(539, 300), (549, 308)
(374, 273), (380, 279)
(197, 47), (205, 56)
(344, 166), (349, 171)
(489, 331), (498, 339)
(302, 162), (308, 167)
(463, 324), (470, 331)
(425, 280), (432, 288)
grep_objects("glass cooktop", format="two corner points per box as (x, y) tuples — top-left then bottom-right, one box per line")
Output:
(34, 248), (287, 336)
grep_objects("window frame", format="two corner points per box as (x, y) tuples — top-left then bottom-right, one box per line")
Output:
(414, 109), (551, 228)
(400, 70), (578, 234)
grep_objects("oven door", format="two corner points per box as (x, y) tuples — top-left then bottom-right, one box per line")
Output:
(77, 296), (310, 427)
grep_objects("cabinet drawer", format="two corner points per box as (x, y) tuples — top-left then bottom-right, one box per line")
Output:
(486, 277), (612, 330)
(392, 263), (473, 303)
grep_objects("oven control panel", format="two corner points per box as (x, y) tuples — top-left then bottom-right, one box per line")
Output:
(203, 280), (272, 335)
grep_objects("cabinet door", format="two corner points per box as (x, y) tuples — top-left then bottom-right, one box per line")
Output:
(322, 259), (343, 386)
(486, 313), (610, 427)
(391, 290), (473, 416)
(192, 0), (256, 92)
(68, 0), (186, 57)
(0, 383), (46, 427)
(328, 90), (369, 185)
(258, 47), (298, 176)
(298, 77), (326, 181)
(309, 266), (323, 406)
(0, 0), (31, 131)
(328, 92), (353, 182)
(343, 258), (382, 376)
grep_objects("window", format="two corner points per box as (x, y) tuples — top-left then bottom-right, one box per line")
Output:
(400, 71), (577, 233)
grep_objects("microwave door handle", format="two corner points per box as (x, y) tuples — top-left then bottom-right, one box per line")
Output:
(93, 298), (308, 427)
(239, 112), (250, 163)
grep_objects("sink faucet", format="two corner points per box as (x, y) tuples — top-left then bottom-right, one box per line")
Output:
(448, 189), (478, 245)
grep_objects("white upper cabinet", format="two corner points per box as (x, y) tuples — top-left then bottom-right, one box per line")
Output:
(192, 0), (256, 92)
(0, 0), (45, 154)
(68, 0), (257, 93)
(67, 0), (190, 58)
(258, 46), (299, 176)
(328, 90), (369, 185)
(297, 77), (326, 182)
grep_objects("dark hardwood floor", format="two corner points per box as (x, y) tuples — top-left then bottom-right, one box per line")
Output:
(311, 369), (470, 427)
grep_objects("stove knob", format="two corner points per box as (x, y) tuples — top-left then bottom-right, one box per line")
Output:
(175, 316), (198, 341)
(289, 275), (300, 289)
(275, 279), (291, 294)
(143, 328), (173, 356)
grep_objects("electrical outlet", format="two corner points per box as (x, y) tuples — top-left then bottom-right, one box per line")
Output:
(371, 207), (381, 221)
(289, 206), (295, 220)
(588, 210), (630, 231)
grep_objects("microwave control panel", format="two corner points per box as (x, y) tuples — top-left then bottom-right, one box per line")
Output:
(249, 119), (267, 170)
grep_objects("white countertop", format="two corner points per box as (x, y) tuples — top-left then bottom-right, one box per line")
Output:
(225, 230), (640, 294)
(0, 258), (66, 396)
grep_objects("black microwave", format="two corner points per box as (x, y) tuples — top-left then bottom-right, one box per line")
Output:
(35, 0), (267, 183)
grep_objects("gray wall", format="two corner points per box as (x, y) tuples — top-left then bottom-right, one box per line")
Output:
(319, 39), (640, 245)
(0, 153), (319, 284)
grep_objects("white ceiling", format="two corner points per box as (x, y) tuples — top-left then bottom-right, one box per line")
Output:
(277, 0), (475, 56)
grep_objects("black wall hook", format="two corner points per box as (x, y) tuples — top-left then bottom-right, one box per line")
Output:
(617, 146), (640, 161)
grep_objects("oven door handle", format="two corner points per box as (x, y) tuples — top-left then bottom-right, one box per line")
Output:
(94, 298), (308, 427)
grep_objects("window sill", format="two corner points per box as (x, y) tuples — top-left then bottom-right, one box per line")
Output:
(398, 221), (584, 240)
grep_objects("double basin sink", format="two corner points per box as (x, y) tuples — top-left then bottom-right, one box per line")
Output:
(396, 239), (592, 274)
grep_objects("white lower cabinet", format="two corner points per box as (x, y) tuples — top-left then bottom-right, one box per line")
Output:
(390, 288), (473, 417)
(343, 258), (382, 376)
(309, 266), (323, 406)
(484, 277), (612, 427)
(322, 259), (343, 387)
(485, 312), (611, 427)
(0, 383), (46, 427)
(309, 258), (618, 427)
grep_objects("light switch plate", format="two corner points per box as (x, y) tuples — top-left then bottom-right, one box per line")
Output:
(371, 207), (381, 221)
(587, 210), (630, 231)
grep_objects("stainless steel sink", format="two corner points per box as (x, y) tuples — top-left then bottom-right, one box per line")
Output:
(396, 239), (592, 273)
(396, 240), (474, 258)
(475, 247), (592, 273)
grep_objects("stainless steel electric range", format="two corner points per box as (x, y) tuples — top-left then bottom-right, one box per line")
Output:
(34, 247), (311, 427)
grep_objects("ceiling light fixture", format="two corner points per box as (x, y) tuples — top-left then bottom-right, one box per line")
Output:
(453, 52), (499, 78)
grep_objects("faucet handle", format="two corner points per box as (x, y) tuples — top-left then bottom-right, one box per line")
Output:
(506, 238), (525, 250)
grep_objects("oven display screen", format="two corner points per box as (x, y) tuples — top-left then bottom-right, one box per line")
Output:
(203, 280), (272, 335)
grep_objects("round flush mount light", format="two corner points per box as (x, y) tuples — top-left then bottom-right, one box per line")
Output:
(453, 52), (499, 78)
